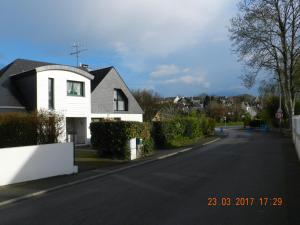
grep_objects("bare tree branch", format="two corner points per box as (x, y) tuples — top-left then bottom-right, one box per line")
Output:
(230, 0), (300, 124)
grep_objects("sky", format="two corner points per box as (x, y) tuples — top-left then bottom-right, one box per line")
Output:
(0, 0), (259, 97)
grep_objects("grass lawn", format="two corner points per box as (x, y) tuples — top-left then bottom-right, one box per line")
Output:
(75, 135), (218, 170)
(168, 136), (218, 148)
(75, 149), (127, 170)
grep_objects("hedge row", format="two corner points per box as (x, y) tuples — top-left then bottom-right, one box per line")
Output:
(152, 116), (215, 148)
(90, 121), (153, 160)
(90, 115), (215, 158)
(0, 111), (63, 148)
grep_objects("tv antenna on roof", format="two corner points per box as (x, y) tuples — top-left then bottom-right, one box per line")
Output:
(70, 42), (87, 67)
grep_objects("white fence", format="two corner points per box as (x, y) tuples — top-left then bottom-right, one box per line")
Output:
(0, 143), (78, 186)
(292, 116), (300, 160)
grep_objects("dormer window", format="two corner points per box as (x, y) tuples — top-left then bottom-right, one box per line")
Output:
(67, 81), (84, 96)
(114, 89), (128, 111)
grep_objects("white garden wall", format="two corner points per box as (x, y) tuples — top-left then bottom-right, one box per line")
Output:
(0, 143), (77, 186)
(292, 116), (300, 160)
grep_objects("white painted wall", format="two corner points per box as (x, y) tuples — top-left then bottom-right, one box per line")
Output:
(292, 116), (300, 160)
(36, 70), (91, 116)
(91, 113), (143, 122)
(36, 70), (92, 142)
(0, 143), (77, 186)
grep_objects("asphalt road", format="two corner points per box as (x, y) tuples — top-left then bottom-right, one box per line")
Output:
(0, 129), (300, 225)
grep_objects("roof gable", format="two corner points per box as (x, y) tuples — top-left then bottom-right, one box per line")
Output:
(90, 67), (143, 114)
(90, 67), (113, 92)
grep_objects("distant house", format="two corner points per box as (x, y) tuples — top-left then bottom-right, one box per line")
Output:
(0, 59), (143, 145)
(173, 96), (191, 112)
(241, 102), (257, 117)
(173, 96), (204, 111)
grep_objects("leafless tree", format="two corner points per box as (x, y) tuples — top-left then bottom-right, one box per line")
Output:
(230, 0), (300, 126)
(131, 89), (162, 122)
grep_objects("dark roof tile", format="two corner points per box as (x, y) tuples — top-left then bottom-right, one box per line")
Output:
(0, 59), (53, 78)
(90, 67), (113, 92)
(0, 59), (55, 108)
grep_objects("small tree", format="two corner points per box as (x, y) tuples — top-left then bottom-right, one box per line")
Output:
(132, 89), (162, 122)
(206, 101), (226, 122)
(36, 110), (64, 144)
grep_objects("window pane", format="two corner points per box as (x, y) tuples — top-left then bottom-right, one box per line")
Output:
(114, 89), (128, 111)
(117, 91), (122, 99)
(118, 100), (125, 111)
(67, 82), (73, 95)
(67, 81), (84, 96)
(73, 83), (81, 96)
(114, 101), (117, 111)
(48, 78), (54, 109)
(114, 89), (117, 100)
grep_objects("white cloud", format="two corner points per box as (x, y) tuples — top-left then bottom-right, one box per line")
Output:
(164, 74), (210, 87)
(150, 64), (189, 77)
(150, 65), (210, 87)
(210, 36), (228, 43)
(0, 0), (234, 58)
(92, 0), (233, 57)
(113, 42), (130, 54)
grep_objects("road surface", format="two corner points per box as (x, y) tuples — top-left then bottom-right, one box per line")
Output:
(0, 129), (299, 225)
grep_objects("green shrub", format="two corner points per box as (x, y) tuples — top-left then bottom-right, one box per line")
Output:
(206, 118), (216, 136)
(142, 138), (154, 157)
(0, 111), (63, 148)
(90, 121), (154, 160)
(152, 115), (215, 148)
(242, 112), (252, 127)
(152, 121), (167, 148)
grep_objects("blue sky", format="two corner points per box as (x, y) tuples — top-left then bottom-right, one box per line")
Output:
(0, 0), (259, 97)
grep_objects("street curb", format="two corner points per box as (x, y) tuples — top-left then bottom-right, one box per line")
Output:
(202, 138), (221, 146)
(0, 137), (221, 208)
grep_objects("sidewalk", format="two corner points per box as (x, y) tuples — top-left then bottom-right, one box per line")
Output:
(0, 137), (221, 207)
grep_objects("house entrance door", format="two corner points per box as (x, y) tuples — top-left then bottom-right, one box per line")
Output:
(66, 117), (87, 145)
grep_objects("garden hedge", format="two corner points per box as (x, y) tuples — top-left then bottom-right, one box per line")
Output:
(90, 121), (154, 160)
(152, 115), (215, 148)
(0, 111), (64, 148)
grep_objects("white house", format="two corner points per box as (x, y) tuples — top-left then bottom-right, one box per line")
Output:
(0, 59), (144, 145)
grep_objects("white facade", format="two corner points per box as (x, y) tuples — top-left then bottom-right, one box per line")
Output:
(36, 69), (92, 143)
(37, 70), (91, 117)
(0, 143), (77, 186)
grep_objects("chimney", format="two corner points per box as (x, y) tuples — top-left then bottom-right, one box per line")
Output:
(79, 63), (89, 71)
